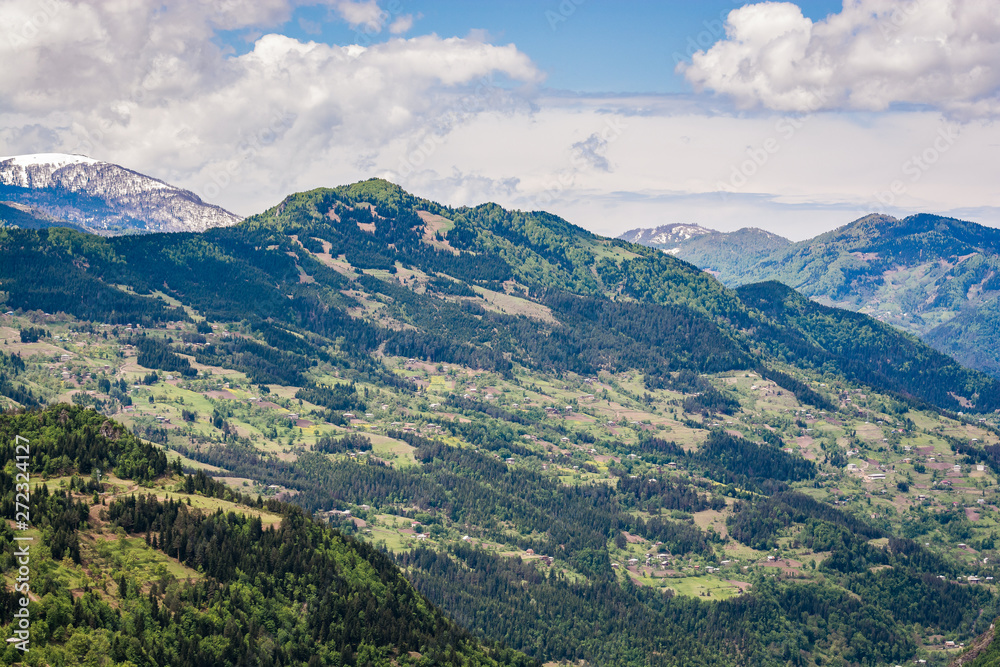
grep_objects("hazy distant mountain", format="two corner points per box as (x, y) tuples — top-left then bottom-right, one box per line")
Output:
(629, 214), (1000, 377)
(618, 223), (713, 250)
(620, 214), (1000, 377)
(617, 223), (790, 281)
(729, 213), (1000, 376)
(0, 153), (241, 234)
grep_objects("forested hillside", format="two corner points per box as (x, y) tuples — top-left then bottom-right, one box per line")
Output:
(0, 405), (531, 666)
(2, 180), (998, 412)
(622, 213), (1000, 378)
(2, 180), (1000, 665)
(0, 201), (83, 232)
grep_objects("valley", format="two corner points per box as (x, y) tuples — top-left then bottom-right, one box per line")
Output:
(4, 180), (1000, 664)
(4, 0), (1000, 664)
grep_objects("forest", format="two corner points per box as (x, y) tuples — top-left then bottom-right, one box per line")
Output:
(4, 180), (1000, 666)
(0, 405), (533, 667)
(2, 179), (1000, 414)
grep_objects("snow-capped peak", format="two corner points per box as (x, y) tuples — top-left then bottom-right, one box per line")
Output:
(0, 153), (241, 234)
(618, 223), (712, 247)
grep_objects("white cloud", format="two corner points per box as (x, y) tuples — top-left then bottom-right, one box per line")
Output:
(328, 0), (384, 31)
(0, 0), (543, 211)
(389, 14), (416, 35)
(681, 0), (1000, 116)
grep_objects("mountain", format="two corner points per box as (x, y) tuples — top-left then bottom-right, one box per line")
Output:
(617, 223), (791, 281)
(0, 153), (241, 234)
(0, 404), (531, 667)
(622, 214), (1000, 378)
(618, 222), (714, 250)
(2, 178), (996, 413)
(731, 213), (1000, 377)
(951, 621), (999, 666)
(3, 179), (1000, 666)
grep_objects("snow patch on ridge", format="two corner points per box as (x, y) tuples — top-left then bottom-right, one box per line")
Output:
(0, 153), (240, 234)
(0, 153), (100, 168)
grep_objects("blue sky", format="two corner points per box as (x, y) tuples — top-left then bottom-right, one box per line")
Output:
(2, 0), (999, 239)
(221, 1), (846, 94)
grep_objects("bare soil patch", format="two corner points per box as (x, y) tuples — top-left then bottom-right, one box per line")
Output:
(206, 389), (238, 399)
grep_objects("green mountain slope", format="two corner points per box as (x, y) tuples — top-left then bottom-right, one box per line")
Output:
(4, 180), (1000, 666)
(618, 223), (791, 283)
(623, 213), (1000, 378)
(1, 180), (997, 413)
(736, 281), (994, 411)
(742, 213), (1000, 377)
(0, 405), (532, 667)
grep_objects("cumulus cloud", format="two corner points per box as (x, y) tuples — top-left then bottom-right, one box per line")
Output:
(389, 14), (416, 35)
(3, 0), (998, 237)
(681, 0), (1000, 116)
(0, 0), (542, 210)
(328, 0), (385, 31)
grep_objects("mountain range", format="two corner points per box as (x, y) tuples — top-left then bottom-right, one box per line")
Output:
(4, 177), (997, 414)
(618, 222), (790, 277)
(620, 215), (1000, 378)
(3, 171), (1000, 666)
(0, 153), (241, 235)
